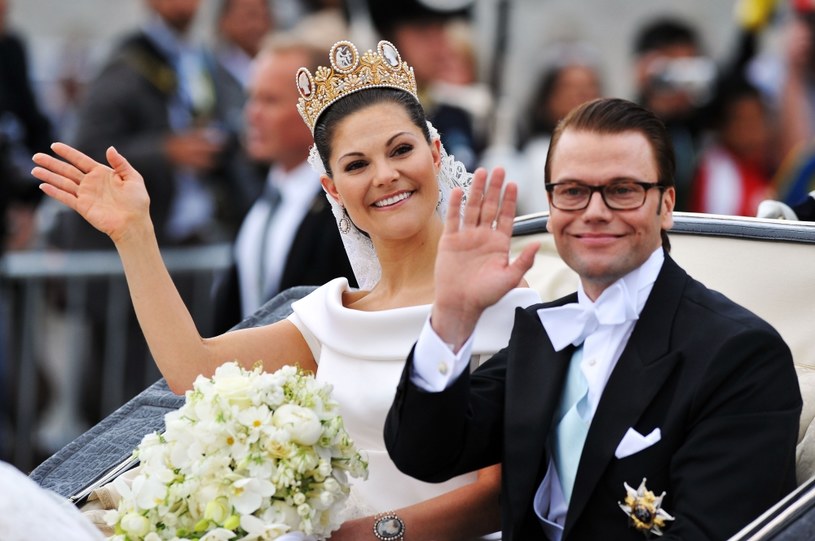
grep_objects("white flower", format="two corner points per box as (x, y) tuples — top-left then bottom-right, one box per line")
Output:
(200, 529), (238, 540)
(205, 497), (232, 524)
(272, 405), (322, 446)
(120, 512), (151, 537)
(212, 364), (254, 405)
(238, 515), (291, 540)
(107, 362), (367, 540)
(263, 501), (301, 528)
(232, 477), (276, 515)
(132, 474), (168, 509)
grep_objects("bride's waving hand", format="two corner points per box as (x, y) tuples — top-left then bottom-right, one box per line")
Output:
(33, 144), (150, 244)
(32, 143), (316, 394)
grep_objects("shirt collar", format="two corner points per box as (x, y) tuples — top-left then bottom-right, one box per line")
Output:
(576, 247), (664, 316)
(538, 248), (664, 351)
(268, 160), (321, 202)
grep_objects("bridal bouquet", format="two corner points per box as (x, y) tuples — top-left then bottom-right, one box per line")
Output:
(105, 362), (368, 541)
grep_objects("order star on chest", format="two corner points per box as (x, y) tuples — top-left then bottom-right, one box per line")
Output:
(372, 190), (414, 209)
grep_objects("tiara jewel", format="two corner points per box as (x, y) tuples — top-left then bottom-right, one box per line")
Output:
(296, 40), (418, 133)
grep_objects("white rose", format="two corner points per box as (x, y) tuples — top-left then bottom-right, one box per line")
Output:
(211, 374), (253, 407)
(120, 512), (150, 538)
(272, 405), (322, 445)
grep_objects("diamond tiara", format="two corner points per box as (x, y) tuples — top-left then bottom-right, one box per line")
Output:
(296, 40), (419, 133)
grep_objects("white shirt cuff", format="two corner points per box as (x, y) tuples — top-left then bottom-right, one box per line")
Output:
(410, 317), (475, 392)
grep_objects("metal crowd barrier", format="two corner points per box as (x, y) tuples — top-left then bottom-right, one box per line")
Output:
(0, 244), (231, 472)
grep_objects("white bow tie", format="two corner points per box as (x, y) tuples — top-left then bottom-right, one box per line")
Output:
(537, 281), (639, 351)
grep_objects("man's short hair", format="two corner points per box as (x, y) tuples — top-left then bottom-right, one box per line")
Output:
(545, 98), (675, 188)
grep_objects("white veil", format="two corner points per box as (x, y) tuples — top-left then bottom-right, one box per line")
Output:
(308, 121), (473, 290)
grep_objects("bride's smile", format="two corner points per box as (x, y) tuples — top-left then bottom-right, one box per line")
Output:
(372, 190), (414, 208)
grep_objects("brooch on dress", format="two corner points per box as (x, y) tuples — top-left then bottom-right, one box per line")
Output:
(618, 478), (675, 537)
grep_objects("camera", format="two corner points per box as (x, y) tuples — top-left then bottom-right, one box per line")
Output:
(646, 57), (717, 105)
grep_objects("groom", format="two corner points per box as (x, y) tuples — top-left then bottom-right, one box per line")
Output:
(384, 98), (801, 540)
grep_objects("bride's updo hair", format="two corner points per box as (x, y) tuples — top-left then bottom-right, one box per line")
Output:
(313, 88), (431, 177)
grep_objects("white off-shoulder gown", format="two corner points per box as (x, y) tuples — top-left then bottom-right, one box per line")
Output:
(288, 278), (541, 516)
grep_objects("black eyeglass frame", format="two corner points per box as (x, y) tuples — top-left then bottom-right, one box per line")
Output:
(544, 180), (667, 211)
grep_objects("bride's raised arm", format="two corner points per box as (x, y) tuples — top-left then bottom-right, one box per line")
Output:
(32, 143), (316, 393)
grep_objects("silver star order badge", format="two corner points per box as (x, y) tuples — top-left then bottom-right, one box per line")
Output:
(618, 478), (675, 537)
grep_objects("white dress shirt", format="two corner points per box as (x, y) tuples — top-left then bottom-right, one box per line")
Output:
(216, 43), (255, 90)
(234, 161), (321, 316)
(411, 248), (665, 539)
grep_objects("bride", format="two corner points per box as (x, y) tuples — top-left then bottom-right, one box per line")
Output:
(31, 39), (541, 539)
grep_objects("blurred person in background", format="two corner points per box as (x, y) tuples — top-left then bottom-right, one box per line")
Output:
(54, 0), (245, 250)
(430, 20), (493, 155)
(516, 42), (603, 215)
(214, 0), (273, 92)
(211, 0), (275, 229)
(34, 0), (252, 442)
(776, 0), (815, 168)
(0, 0), (53, 461)
(0, 0), (51, 252)
(632, 17), (713, 212)
(0, 139), (15, 461)
(763, 0), (815, 220)
(210, 34), (355, 334)
(633, 9), (769, 213)
(691, 75), (776, 216)
(368, 0), (482, 171)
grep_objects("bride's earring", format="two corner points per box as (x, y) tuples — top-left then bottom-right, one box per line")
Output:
(436, 187), (443, 210)
(338, 206), (351, 234)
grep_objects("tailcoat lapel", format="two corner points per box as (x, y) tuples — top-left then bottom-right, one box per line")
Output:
(504, 297), (575, 530)
(563, 256), (688, 537)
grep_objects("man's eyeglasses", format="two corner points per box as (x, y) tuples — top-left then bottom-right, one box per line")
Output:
(545, 180), (666, 211)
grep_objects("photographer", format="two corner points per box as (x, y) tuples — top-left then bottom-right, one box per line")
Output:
(632, 15), (760, 211)
(778, 1), (815, 165)
(632, 18), (712, 211)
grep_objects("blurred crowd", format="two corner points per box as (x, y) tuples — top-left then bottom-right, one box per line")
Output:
(5, 0), (815, 255)
(3, 0), (815, 465)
